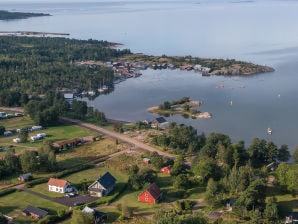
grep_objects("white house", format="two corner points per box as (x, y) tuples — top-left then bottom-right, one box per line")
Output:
(47, 178), (73, 194)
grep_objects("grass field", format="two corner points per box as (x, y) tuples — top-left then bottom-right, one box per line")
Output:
(0, 191), (66, 223)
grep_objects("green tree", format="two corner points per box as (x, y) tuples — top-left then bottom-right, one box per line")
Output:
(277, 144), (291, 162)
(0, 126), (5, 135)
(205, 178), (219, 202)
(180, 213), (207, 224)
(19, 150), (38, 173)
(192, 159), (222, 182)
(293, 146), (298, 163)
(71, 209), (94, 224)
(72, 100), (87, 119)
(38, 142), (57, 172)
(150, 151), (164, 169)
(173, 174), (189, 190)
(18, 128), (28, 143)
(153, 209), (180, 224)
(171, 155), (184, 176)
(264, 197), (279, 222)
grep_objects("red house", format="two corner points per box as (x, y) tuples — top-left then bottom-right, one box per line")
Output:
(138, 183), (162, 204)
(161, 165), (172, 174)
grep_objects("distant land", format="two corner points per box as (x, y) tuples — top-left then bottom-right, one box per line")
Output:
(0, 10), (50, 20)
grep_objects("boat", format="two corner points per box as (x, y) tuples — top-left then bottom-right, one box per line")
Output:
(267, 128), (272, 135)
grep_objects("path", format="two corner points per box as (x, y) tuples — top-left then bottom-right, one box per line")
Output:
(59, 117), (176, 159)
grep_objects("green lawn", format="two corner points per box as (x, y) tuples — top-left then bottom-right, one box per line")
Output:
(0, 191), (66, 223)
(30, 166), (129, 197)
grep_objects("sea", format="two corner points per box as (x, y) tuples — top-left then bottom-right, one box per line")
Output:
(1, 0), (298, 152)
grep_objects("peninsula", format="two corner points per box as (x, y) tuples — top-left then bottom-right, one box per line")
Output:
(122, 54), (274, 76)
(147, 97), (212, 119)
(0, 10), (50, 20)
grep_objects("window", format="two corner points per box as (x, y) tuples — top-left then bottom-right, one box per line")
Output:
(145, 197), (148, 201)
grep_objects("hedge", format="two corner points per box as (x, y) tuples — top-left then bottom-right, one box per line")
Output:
(25, 164), (94, 188)
(0, 188), (16, 197)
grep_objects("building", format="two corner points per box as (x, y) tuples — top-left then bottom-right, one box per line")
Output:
(138, 183), (162, 204)
(151, 117), (169, 129)
(82, 206), (108, 223)
(52, 138), (82, 150)
(18, 173), (33, 182)
(161, 165), (172, 174)
(285, 212), (298, 224)
(64, 93), (74, 104)
(88, 172), (116, 197)
(143, 158), (151, 165)
(22, 205), (48, 219)
(47, 178), (73, 193)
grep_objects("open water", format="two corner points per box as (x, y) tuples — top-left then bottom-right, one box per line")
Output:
(1, 0), (298, 151)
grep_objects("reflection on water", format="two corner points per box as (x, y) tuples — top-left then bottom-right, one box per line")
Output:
(1, 0), (298, 150)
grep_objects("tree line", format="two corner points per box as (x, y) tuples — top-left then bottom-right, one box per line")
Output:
(0, 36), (131, 106)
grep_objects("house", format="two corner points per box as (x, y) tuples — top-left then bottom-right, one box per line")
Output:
(88, 172), (116, 197)
(285, 212), (298, 224)
(138, 183), (162, 204)
(64, 93), (74, 104)
(151, 117), (169, 129)
(52, 138), (82, 150)
(82, 206), (108, 223)
(47, 178), (73, 193)
(18, 173), (33, 182)
(161, 165), (172, 174)
(266, 162), (278, 171)
(143, 158), (151, 165)
(22, 205), (48, 219)
(226, 199), (236, 211)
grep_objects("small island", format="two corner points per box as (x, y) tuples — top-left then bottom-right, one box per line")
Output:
(148, 96), (212, 119)
(0, 10), (50, 20)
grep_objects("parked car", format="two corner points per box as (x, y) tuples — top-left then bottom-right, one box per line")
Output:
(65, 193), (76, 198)
(73, 201), (84, 206)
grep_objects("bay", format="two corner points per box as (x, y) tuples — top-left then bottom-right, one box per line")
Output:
(1, 0), (298, 151)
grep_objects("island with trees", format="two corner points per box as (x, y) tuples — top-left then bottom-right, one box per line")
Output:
(148, 96), (212, 119)
(0, 10), (50, 20)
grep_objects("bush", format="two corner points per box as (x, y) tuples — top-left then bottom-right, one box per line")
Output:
(0, 188), (16, 197)
(25, 178), (48, 188)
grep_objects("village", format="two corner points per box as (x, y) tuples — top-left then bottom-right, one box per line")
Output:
(73, 59), (212, 97)
(0, 107), (297, 224)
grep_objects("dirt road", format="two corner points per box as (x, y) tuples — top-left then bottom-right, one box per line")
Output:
(59, 117), (176, 159)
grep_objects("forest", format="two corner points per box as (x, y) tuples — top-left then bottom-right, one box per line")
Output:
(0, 10), (50, 20)
(0, 36), (131, 106)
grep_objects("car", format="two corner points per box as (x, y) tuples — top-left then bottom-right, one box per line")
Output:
(73, 201), (84, 206)
(65, 192), (76, 198)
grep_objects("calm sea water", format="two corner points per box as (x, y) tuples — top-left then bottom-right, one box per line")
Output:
(1, 0), (298, 151)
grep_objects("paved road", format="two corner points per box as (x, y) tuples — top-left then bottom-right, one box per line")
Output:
(59, 117), (176, 159)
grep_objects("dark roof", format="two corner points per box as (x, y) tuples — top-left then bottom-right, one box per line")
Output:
(287, 212), (298, 219)
(23, 205), (48, 218)
(155, 117), (167, 124)
(94, 210), (108, 219)
(147, 183), (162, 200)
(98, 172), (116, 189)
(20, 173), (32, 179)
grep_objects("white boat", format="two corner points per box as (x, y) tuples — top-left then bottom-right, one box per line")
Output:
(267, 128), (272, 135)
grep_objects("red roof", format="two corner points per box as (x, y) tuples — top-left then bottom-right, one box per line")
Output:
(161, 165), (172, 174)
(47, 178), (68, 188)
(146, 183), (162, 200)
